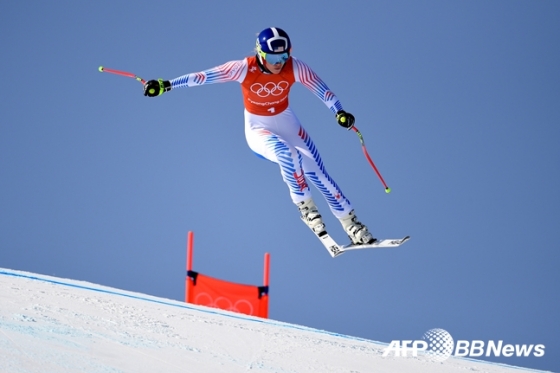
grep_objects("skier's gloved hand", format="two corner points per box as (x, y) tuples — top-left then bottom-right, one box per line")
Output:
(143, 79), (171, 97)
(336, 110), (355, 130)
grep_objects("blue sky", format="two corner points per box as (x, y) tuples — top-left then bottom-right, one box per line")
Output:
(1, 1), (558, 371)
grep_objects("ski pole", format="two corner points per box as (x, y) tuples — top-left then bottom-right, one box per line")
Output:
(351, 126), (391, 194)
(98, 66), (146, 84)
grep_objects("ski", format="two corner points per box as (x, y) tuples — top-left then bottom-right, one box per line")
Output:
(341, 236), (411, 252)
(309, 229), (410, 258)
(312, 231), (346, 258)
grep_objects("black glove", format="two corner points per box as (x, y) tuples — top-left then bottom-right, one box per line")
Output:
(144, 79), (171, 97)
(336, 110), (355, 129)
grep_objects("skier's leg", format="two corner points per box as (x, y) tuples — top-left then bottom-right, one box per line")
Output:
(245, 126), (311, 202)
(294, 125), (352, 218)
(292, 118), (376, 244)
(244, 110), (326, 235)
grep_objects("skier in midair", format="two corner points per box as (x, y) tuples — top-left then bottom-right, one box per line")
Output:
(143, 27), (375, 245)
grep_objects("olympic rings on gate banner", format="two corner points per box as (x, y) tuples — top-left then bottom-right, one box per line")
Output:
(194, 293), (255, 315)
(250, 81), (289, 97)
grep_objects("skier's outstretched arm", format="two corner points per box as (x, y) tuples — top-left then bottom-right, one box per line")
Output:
(292, 57), (355, 129)
(143, 59), (248, 97)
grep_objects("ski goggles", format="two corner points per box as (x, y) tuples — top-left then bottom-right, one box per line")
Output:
(258, 50), (290, 65)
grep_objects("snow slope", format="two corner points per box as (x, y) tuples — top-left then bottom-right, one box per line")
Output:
(0, 269), (549, 373)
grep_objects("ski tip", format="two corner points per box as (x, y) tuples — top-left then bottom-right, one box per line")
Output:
(328, 244), (344, 258)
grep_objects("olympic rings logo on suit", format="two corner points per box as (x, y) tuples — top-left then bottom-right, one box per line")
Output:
(250, 81), (289, 97)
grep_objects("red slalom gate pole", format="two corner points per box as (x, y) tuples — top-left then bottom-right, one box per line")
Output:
(351, 126), (391, 194)
(98, 66), (146, 84)
(262, 252), (270, 318)
(185, 231), (194, 303)
(263, 253), (270, 287)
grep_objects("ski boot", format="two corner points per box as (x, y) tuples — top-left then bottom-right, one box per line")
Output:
(297, 198), (327, 236)
(339, 210), (376, 245)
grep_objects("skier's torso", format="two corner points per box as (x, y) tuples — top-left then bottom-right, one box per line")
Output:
(240, 56), (295, 116)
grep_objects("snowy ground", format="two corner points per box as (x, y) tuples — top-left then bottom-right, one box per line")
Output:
(0, 269), (550, 373)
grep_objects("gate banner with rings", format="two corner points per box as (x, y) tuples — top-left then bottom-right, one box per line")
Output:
(185, 231), (270, 318)
(186, 271), (269, 318)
